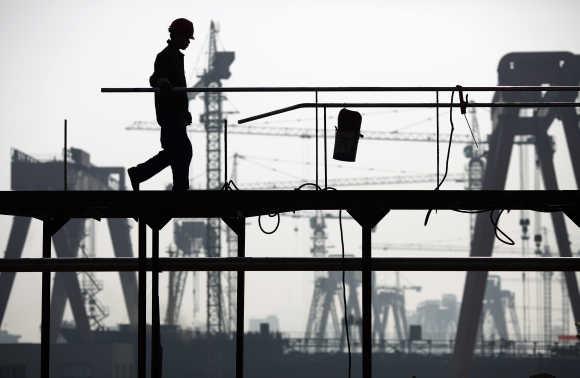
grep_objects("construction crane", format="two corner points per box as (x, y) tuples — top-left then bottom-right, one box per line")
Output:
(464, 104), (485, 238)
(374, 242), (519, 255)
(375, 243), (523, 343)
(199, 21), (235, 334)
(1, 148), (138, 342)
(374, 279), (421, 347)
(480, 275), (522, 343)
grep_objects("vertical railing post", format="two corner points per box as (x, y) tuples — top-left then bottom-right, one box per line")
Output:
(236, 221), (246, 378)
(41, 221), (51, 378)
(138, 220), (147, 378)
(315, 90), (319, 189)
(362, 225), (372, 378)
(63, 119), (67, 192)
(323, 106), (328, 189)
(435, 91), (440, 187)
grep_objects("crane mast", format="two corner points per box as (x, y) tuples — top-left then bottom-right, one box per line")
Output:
(203, 21), (226, 334)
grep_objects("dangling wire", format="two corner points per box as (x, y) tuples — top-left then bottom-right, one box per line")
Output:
(424, 89), (456, 226)
(490, 209), (515, 245)
(258, 213), (280, 235)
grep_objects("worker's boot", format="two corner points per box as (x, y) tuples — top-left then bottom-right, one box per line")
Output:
(127, 167), (140, 191)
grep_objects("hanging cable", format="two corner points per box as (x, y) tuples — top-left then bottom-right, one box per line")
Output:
(424, 89), (456, 226)
(257, 213), (280, 234)
(420, 87), (515, 245)
(490, 209), (516, 246)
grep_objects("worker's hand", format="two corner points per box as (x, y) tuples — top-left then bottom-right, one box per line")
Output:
(185, 111), (192, 125)
(157, 78), (172, 93)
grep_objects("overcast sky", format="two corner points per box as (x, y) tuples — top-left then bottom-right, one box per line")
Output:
(1, 0), (579, 342)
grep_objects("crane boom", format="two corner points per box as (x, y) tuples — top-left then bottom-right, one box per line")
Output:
(127, 121), (476, 143)
(235, 173), (466, 190)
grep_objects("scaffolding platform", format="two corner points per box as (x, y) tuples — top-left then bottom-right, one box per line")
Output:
(0, 189), (577, 219)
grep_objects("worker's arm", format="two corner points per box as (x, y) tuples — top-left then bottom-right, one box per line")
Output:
(149, 53), (172, 91)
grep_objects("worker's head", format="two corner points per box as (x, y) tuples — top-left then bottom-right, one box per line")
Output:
(168, 18), (194, 50)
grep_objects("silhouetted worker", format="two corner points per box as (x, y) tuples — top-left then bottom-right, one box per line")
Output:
(128, 18), (194, 191)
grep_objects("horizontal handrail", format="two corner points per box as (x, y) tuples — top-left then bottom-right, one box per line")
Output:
(237, 101), (580, 123)
(101, 85), (580, 93)
(1, 257), (579, 272)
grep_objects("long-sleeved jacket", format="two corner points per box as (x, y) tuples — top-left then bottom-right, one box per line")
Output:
(149, 41), (189, 126)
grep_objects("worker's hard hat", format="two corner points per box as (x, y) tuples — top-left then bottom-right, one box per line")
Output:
(169, 18), (194, 39)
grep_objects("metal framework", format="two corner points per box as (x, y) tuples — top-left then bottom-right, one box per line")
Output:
(96, 70), (580, 378)
(1, 189), (578, 378)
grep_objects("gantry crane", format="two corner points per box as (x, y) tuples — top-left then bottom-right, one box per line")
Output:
(480, 275), (522, 343)
(0, 148), (138, 342)
(453, 52), (580, 378)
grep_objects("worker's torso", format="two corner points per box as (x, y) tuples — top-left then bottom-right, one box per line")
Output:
(151, 43), (189, 126)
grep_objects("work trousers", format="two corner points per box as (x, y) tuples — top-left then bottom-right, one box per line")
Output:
(134, 124), (192, 191)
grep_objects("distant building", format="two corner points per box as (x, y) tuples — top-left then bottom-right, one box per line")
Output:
(0, 330), (20, 344)
(248, 315), (280, 333)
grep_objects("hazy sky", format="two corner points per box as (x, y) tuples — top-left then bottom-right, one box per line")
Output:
(1, 0), (579, 342)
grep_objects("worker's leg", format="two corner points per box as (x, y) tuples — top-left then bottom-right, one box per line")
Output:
(132, 150), (171, 183)
(169, 132), (192, 191)
(130, 127), (172, 185)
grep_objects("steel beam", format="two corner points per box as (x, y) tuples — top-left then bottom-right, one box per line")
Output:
(1, 257), (580, 273)
(0, 190), (577, 219)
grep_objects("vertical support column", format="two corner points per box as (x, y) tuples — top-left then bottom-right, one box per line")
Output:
(347, 208), (389, 378)
(41, 221), (51, 378)
(152, 227), (162, 378)
(223, 215), (246, 378)
(362, 225), (372, 378)
(138, 220), (147, 378)
(236, 224), (246, 378)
